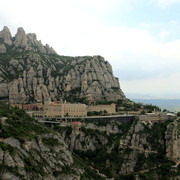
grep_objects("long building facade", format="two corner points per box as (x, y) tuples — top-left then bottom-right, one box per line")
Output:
(87, 103), (116, 114)
(43, 98), (87, 117)
(14, 98), (116, 118)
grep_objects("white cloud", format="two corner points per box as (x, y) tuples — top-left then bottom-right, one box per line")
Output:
(121, 72), (180, 97)
(155, 0), (180, 7)
(159, 31), (169, 38)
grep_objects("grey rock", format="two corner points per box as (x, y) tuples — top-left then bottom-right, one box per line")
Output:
(9, 59), (19, 67)
(0, 26), (12, 45)
(1, 173), (19, 180)
(14, 27), (28, 48)
(0, 83), (8, 97)
(4, 137), (21, 149)
(4, 151), (15, 167)
(45, 44), (56, 54)
(0, 27), (126, 103)
(0, 43), (6, 53)
(0, 149), (4, 164)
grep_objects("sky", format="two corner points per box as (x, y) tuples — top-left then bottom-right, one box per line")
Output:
(0, 0), (180, 99)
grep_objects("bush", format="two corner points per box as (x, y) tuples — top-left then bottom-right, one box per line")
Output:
(42, 137), (59, 147)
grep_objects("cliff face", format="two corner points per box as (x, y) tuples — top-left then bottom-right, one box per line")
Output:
(58, 118), (180, 179)
(1, 102), (180, 179)
(0, 26), (126, 104)
(0, 103), (104, 180)
(165, 119), (180, 163)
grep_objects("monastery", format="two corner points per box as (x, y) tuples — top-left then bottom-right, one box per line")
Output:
(13, 98), (116, 118)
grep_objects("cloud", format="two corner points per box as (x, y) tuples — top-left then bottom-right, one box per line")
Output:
(159, 31), (169, 38)
(155, 0), (180, 7)
(121, 72), (180, 97)
(1, 0), (180, 98)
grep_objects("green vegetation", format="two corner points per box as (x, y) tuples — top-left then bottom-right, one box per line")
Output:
(177, 112), (180, 117)
(0, 102), (108, 179)
(0, 165), (24, 178)
(24, 157), (47, 176)
(0, 142), (15, 154)
(0, 102), (50, 141)
(141, 121), (171, 152)
(0, 101), (179, 179)
(87, 110), (109, 116)
(0, 50), (30, 82)
(55, 117), (180, 179)
(59, 119), (135, 179)
(42, 137), (59, 147)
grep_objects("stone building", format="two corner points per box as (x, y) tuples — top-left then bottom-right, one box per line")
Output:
(14, 98), (117, 118)
(43, 98), (87, 117)
(64, 103), (87, 117)
(12, 103), (43, 111)
(139, 113), (171, 123)
(23, 104), (38, 111)
(44, 98), (64, 117)
(42, 99), (116, 117)
(87, 103), (116, 114)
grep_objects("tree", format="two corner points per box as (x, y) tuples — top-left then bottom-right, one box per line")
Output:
(177, 112), (180, 117)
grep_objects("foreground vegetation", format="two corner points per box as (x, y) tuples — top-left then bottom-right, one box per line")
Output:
(0, 102), (105, 179)
(0, 102), (180, 179)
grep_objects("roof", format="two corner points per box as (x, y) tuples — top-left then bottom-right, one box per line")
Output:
(167, 113), (176, 116)
(71, 122), (81, 124)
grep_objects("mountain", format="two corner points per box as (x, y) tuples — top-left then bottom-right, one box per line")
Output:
(58, 118), (180, 180)
(0, 26), (125, 104)
(1, 102), (180, 179)
(0, 102), (104, 179)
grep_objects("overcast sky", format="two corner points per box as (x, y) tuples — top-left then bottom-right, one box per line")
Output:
(1, 0), (180, 99)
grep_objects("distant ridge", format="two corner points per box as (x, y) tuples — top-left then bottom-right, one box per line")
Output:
(132, 98), (180, 112)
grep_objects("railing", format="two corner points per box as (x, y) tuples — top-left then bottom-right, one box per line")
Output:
(36, 115), (136, 124)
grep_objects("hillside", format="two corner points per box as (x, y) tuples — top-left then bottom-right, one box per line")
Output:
(0, 102), (105, 179)
(0, 26), (125, 104)
(0, 102), (180, 179)
(57, 118), (180, 180)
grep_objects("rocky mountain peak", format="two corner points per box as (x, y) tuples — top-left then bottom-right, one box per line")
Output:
(0, 27), (126, 104)
(0, 26), (12, 45)
(0, 26), (56, 55)
(14, 27), (28, 48)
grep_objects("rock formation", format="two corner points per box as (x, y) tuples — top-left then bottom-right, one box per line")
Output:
(0, 103), (104, 179)
(166, 119), (180, 163)
(0, 26), (126, 104)
(59, 117), (180, 179)
(0, 102), (180, 179)
(0, 26), (12, 46)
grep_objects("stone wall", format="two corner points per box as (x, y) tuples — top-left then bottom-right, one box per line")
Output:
(139, 113), (169, 122)
(42, 99), (87, 117)
(64, 103), (87, 117)
(87, 103), (116, 114)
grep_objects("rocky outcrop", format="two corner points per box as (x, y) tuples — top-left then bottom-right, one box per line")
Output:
(0, 26), (56, 55)
(0, 27), (126, 104)
(0, 102), (180, 179)
(0, 135), (82, 180)
(61, 118), (180, 178)
(13, 27), (56, 54)
(0, 44), (6, 54)
(0, 103), (106, 180)
(0, 26), (12, 46)
(165, 119), (180, 163)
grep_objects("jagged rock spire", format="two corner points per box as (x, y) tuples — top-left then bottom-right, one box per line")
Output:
(0, 26), (56, 54)
(0, 26), (12, 45)
(14, 27), (28, 48)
